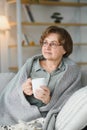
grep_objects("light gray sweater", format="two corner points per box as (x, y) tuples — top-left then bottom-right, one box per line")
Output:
(0, 54), (82, 130)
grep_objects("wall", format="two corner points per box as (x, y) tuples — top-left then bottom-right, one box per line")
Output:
(0, 0), (9, 72)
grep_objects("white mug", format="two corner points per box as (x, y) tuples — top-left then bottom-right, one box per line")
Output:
(32, 78), (46, 95)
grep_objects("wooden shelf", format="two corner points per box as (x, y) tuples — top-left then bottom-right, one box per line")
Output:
(9, 22), (17, 26)
(39, 1), (87, 7)
(7, 0), (16, 3)
(22, 22), (87, 26)
(7, 0), (87, 6)
(9, 21), (87, 28)
(78, 62), (87, 66)
(8, 67), (18, 72)
(8, 44), (17, 48)
(10, 21), (87, 27)
(7, 0), (39, 4)
(8, 44), (40, 48)
(74, 43), (87, 46)
(8, 43), (87, 48)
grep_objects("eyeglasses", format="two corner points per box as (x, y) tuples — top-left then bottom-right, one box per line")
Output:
(42, 41), (62, 49)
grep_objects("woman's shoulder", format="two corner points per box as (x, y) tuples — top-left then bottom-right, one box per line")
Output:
(26, 54), (43, 63)
(63, 57), (77, 66)
(63, 57), (81, 73)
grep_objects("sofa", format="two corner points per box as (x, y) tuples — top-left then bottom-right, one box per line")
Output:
(0, 70), (87, 130)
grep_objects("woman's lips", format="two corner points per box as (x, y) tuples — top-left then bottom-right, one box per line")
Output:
(45, 52), (52, 54)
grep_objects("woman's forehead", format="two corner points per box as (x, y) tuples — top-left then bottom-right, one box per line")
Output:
(44, 33), (61, 41)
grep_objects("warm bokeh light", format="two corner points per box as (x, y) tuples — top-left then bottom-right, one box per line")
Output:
(0, 15), (10, 31)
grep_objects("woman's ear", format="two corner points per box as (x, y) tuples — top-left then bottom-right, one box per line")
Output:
(62, 47), (66, 55)
(63, 50), (66, 55)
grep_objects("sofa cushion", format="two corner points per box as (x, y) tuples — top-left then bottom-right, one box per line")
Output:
(0, 73), (15, 93)
(55, 86), (87, 130)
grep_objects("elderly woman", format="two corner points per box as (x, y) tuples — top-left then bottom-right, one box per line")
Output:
(0, 26), (82, 129)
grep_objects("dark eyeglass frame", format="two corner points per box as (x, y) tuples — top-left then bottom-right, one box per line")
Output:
(41, 41), (62, 49)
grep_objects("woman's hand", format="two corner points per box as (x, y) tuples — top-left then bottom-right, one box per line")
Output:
(34, 86), (51, 104)
(22, 78), (33, 95)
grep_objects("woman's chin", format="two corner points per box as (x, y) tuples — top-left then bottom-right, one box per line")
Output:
(44, 56), (52, 60)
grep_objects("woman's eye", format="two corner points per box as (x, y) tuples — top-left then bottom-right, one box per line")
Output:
(51, 43), (56, 46)
(43, 42), (47, 45)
